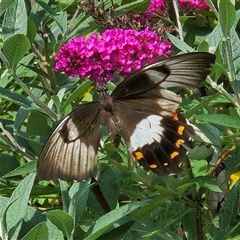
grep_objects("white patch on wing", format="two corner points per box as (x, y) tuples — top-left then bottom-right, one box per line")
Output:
(130, 115), (164, 150)
(67, 120), (79, 141)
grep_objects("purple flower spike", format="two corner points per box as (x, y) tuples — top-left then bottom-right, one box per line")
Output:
(55, 29), (172, 84)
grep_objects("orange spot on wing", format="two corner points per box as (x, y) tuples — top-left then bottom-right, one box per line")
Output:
(149, 164), (157, 169)
(175, 139), (185, 148)
(173, 112), (179, 120)
(163, 162), (169, 166)
(134, 151), (143, 160)
(178, 125), (185, 135)
(170, 151), (179, 159)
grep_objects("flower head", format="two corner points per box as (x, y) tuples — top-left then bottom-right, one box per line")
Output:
(55, 29), (172, 84)
(146, 0), (167, 15)
(146, 0), (209, 14)
(178, 0), (209, 10)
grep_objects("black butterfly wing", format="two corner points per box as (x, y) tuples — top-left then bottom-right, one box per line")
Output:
(112, 106), (193, 175)
(112, 52), (215, 175)
(37, 102), (102, 181)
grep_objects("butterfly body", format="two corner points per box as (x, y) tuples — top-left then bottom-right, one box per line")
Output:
(37, 52), (215, 181)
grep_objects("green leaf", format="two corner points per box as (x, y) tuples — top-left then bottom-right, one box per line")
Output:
(36, 0), (64, 33)
(0, 151), (18, 177)
(26, 111), (52, 155)
(2, 161), (36, 178)
(95, 168), (121, 210)
(21, 222), (48, 240)
(177, 182), (195, 198)
(16, 53), (36, 78)
(189, 123), (221, 165)
(85, 199), (149, 240)
(0, 198), (18, 240)
(0, 0), (15, 17)
(0, 87), (33, 108)
(62, 80), (93, 112)
(0, 195), (64, 239)
(115, 0), (149, 13)
(46, 210), (74, 239)
(189, 145), (213, 161)
(185, 94), (219, 119)
(68, 181), (91, 227)
(2, 0), (27, 39)
(97, 221), (135, 240)
(14, 107), (30, 132)
(219, 180), (240, 238)
(219, 0), (236, 37)
(193, 176), (222, 192)
(227, 29), (240, 85)
(166, 33), (194, 52)
(129, 194), (171, 219)
(3, 34), (30, 69)
(205, 23), (223, 49)
(181, 209), (196, 240)
(27, 18), (37, 43)
(195, 114), (240, 129)
(190, 159), (209, 176)
(59, 180), (70, 213)
(6, 173), (36, 239)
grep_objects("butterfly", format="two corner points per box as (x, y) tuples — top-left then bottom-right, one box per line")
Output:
(37, 52), (215, 181)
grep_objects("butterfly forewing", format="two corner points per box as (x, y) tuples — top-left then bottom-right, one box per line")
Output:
(37, 102), (102, 181)
(112, 52), (215, 97)
(158, 52), (215, 88)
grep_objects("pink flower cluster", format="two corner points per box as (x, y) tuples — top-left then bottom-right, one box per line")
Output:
(146, 0), (167, 15)
(179, 0), (209, 10)
(146, 0), (209, 14)
(55, 29), (172, 84)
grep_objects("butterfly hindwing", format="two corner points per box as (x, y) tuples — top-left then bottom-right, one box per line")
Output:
(37, 102), (102, 181)
(112, 52), (215, 175)
(135, 113), (194, 175)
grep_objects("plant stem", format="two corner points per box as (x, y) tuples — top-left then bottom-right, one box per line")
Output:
(207, 76), (240, 108)
(43, 34), (57, 91)
(172, 0), (184, 41)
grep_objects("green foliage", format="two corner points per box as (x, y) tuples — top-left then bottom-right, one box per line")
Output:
(1, 0), (240, 239)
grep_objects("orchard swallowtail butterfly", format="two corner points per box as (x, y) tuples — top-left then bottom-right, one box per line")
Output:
(37, 52), (215, 181)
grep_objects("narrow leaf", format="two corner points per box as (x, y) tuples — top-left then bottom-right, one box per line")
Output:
(59, 180), (71, 213)
(195, 114), (240, 129)
(219, 0), (236, 37)
(68, 181), (91, 227)
(97, 221), (135, 240)
(182, 209), (196, 240)
(0, 198), (18, 240)
(21, 222), (48, 240)
(36, 1), (64, 32)
(219, 180), (240, 230)
(166, 33), (194, 52)
(6, 173), (36, 239)
(2, 161), (36, 178)
(0, 86), (33, 108)
(85, 199), (149, 240)
(46, 210), (74, 239)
